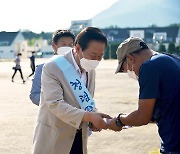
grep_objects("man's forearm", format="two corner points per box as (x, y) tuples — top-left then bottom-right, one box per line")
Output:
(120, 110), (150, 126)
(120, 99), (155, 127)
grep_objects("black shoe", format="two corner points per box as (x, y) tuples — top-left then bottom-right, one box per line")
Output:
(23, 80), (26, 84)
(12, 79), (14, 82)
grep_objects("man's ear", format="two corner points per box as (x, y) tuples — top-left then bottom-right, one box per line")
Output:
(75, 44), (81, 54)
(126, 54), (135, 65)
(52, 42), (57, 51)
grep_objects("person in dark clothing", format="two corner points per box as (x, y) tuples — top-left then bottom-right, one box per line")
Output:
(28, 51), (35, 78)
(109, 37), (180, 153)
(12, 53), (26, 84)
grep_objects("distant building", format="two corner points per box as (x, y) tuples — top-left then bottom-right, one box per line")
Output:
(22, 39), (51, 58)
(70, 19), (92, 35)
(101, 27), (180, 45)
(40, 45), (53, 58)
(130, 30), (145, 39)
(0, 31), (25, 59)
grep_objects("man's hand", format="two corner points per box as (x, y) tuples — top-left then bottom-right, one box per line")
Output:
(89, 122), (102, 132)
(108, 117), (122, 132)
(83, 112), (112, 129)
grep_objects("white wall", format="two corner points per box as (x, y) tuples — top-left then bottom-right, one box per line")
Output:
(0, 46), (14, 59)
(0, 32), (25, 59)
(41, 45), (53, 58)
(12, 32), (25, 55)
(130, 30), (145, 39)
(153, 32), (167, 42)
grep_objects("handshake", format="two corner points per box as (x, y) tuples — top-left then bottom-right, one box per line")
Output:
(83, 112), (126, 132)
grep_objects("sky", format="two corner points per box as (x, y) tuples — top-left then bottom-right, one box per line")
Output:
(0, 0), (118, 33)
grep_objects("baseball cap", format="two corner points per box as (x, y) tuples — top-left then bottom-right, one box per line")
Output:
(115, 37), (148, 73)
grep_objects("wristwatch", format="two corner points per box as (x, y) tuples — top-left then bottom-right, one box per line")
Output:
(115, 113), (125, 127)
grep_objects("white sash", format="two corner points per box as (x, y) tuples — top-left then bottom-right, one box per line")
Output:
(52, 55), (95, 112)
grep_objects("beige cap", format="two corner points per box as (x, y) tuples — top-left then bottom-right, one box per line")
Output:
(115, 37), (148, 73)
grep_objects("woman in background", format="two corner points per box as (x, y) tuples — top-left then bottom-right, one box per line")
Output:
(12, 53), (26, 84)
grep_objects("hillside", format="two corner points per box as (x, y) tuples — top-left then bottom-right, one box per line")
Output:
(92, 0), (180, 28)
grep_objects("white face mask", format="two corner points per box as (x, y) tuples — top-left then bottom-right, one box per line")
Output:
(57, 46), (72, 55)
(80, 52), (100, 72)
(127, 70), (138, 80)
(127, 60), (138, 80)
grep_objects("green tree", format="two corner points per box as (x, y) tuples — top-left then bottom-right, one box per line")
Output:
(111, 43), (118, 59)
(168, 23), (180, 27)
(103, 46), (109, 59)
(168, 42), (176, 54)
(103, 43), (119, 59)
(158, 43), (166, 53)
(106, 25), (119, 29)
(27, 38), (36, 46)
(175, 46), (180, 54)
(149, 24), (157, 28)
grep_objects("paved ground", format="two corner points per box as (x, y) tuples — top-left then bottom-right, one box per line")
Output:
(0, 58), (160, 154)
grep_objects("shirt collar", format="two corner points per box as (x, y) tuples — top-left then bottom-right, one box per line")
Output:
(71, 49), (86, 74)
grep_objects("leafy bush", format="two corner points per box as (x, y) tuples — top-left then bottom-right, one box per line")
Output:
(104, 43), (119, 59)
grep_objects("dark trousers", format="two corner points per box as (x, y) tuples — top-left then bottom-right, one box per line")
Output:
(70, 129), (83, 154)
(28, 66), (35, 77)
(12, 69), (24, 81)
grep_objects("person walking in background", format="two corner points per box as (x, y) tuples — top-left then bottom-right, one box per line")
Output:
(12, 53), (26, 84)
(27, 51), (35, 78)
(29, 29), (75, 105)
